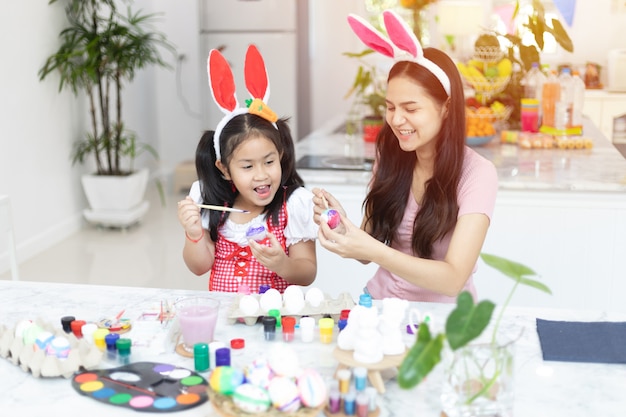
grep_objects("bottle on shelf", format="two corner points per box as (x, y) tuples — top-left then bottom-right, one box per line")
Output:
(571, 70), (585, 131)
(521, 62), (547, 129)
(540, 70), (560, 130)
(555, 67), (574, 132)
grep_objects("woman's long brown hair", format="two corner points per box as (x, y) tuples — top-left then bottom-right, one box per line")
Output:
(363, 48), (466, 259)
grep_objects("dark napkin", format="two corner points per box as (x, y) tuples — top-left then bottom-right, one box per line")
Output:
(536, 318), (626, 364)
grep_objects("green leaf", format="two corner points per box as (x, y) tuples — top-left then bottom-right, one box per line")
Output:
(397, 324), (444, 389)
(480, 253), (551, 295)
(445, 292), (495, 350)
(548, 18), (574, 52)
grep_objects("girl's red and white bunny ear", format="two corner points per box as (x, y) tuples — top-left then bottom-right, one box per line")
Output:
(208, 49), (238, 115)
(244, 44), (270, 103)
(347, 14), (395, 58)
(382, 10), (420, 60)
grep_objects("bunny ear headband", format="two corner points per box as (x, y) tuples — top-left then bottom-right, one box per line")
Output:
(347, 10), (451, 96)
(208, 44), (278, 160)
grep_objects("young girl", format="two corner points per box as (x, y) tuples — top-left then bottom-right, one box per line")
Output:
(313, 11), (498, 303)
(178, 45), (317, 293)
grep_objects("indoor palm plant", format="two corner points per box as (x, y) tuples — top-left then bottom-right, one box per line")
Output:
(38, 0), (174, 225)
(398, 253), (551, 416)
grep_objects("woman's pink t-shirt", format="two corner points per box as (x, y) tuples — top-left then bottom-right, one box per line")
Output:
(365, 147), (498, 302)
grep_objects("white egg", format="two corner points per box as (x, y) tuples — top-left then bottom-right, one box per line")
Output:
(268, 343), (301, 378)
(305, 287), (325, 308)
(283, 285), (304, 301)
(259, 288), (282, 313)
(283, 286), (305, 314)
(239, 294), (260, 316)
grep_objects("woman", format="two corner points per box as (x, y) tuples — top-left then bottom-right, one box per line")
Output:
(313, 11), (497, 302)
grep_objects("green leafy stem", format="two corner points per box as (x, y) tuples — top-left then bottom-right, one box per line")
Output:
(398, 253), (552, 398)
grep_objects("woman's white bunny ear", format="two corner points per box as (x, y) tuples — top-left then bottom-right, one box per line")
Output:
(244, 44), (270, 102)
(208, 49), (239, 114)
(382, 10), (420, 59)
(347, 14), (395, 58)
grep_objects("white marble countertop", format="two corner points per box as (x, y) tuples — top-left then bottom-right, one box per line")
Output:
(296, 116), (626, 193)
(1, 280), (626, 416)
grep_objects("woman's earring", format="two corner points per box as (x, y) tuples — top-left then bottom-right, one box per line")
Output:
(230, 180), (237, 193)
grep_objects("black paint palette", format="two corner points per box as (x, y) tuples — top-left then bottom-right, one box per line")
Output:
(72, 362), (208, 412)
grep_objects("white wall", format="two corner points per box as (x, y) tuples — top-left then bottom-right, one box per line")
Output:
(1, 0), (625, 274)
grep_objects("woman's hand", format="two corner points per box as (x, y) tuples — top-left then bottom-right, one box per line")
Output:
(177, 196), (203, 240)
(312, 188), (347, 232)
(317, 212), (376, 263)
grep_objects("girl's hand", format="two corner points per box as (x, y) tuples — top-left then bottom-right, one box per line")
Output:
(177, 196), (203, 241)
(249, 232), (288, 271)
(312, 188), (347, 231)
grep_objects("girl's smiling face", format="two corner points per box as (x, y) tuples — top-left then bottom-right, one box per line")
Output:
(385, 75), (447, 153)
(218, 134), (282, 211)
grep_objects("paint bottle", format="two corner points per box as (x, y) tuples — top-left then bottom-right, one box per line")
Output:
(353, 366), (367, 391)
(259, 284), (271, 294)
(343, 389), (356, 415)
(80, 322), (98, 344)
(116, 338), (131, 365)
(365, 386), (378, 412)
(299, 316), (315, 343)
(93, 328), (110, 351)
(328, 387), (341, 413)
(61, 316), (75, 333)
(194, 343), (209, 372)
(70, 320), (86, 338)
(337, 368), (351, 394)
(230, 338), (245, 355)
(268, 309), (281, 328)
(262, 316), (277, 341)
(215, 347), (231, 367)
(104, 333), (120, 361)
(281, 316), (296, 342)
(356, 392), (370, 417)
(318, 317), (334, 344)
(208, 341), (226, 370)
(358, 294), (372, 308)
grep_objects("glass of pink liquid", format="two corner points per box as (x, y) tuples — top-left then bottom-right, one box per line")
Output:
(175, 297), (220, 352)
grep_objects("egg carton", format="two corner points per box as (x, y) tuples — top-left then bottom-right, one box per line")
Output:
(227, 292), (355, 326)
(0, 318), (103, 378)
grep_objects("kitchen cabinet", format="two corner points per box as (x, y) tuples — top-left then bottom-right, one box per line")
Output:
(583, 90), (626, 143)
(296, 116), (626, 313)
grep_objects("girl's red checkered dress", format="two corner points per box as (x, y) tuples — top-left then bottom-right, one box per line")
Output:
(209, 201), (290, 294)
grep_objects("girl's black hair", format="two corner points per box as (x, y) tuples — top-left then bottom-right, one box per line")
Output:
(363, 48), (466, 259)
(195, 113), (305, 242)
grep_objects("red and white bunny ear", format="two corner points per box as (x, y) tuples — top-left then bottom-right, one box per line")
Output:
(207, 49), (238, 115)
(347, 14), (395, 58)
(382, 10), (420, 59)
(244, 44), (270, 102)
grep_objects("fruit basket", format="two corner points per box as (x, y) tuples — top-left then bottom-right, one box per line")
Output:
(465, 104), (513, 147)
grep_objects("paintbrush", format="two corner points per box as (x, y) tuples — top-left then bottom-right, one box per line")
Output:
(196, 204), (249, 213)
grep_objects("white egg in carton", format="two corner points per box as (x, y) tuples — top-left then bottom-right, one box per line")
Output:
(227, 286), (355, 325)
(0, 318), (103, 378)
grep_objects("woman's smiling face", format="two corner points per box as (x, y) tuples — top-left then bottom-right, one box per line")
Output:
(221, 134), (282, 211)
(385, 75), (447, 153)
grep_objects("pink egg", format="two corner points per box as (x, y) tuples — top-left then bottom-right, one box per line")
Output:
(297, 368), (328, 408)
(321, 209), (340, 229)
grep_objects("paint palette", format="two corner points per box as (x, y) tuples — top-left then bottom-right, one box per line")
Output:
(72, 362), (209, 412)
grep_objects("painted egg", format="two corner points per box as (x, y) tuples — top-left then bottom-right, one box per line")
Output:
(239, 294), (260, 316)
(232, 383), (271, 413)
(321, 209), (340, 229)
(14, 319), (33, 340)
(209, 366), (245, 395)
(297, 368), (328, 408)
(244, 358), (275, 389)
(34, 331), (55, 351)
(267, 376), (301, 412)
(259, 288), (282, 313)
(246, 223), (267, 242)
(268, 343), (300, 378)
(22, 324), (44, 346)
(305, 287), (325, 308)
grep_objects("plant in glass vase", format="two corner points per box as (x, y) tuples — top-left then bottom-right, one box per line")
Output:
(343, 48), (387, 142)
(398, 253), (551, 416)
(398, 0), (438, 45)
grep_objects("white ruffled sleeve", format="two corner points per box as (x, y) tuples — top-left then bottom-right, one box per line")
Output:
(285, 187), (318, 246)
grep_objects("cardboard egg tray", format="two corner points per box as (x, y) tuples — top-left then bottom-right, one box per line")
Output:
(0, 318), (103, 378)
(227, 292), (355, 325)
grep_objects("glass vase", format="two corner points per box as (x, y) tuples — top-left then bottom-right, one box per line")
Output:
(441, 343), (514, 417)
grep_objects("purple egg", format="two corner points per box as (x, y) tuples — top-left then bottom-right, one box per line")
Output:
(321, 209), (340, 229)
(246, 223), (267, 241)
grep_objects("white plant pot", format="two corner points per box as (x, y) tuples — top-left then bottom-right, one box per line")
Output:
(81, 168), (150, 227)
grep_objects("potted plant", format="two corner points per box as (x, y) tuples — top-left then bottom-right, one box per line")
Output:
(343, 49), (387, 142)
(38, 0), (174, 227)
(398, 253), (552, 416)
